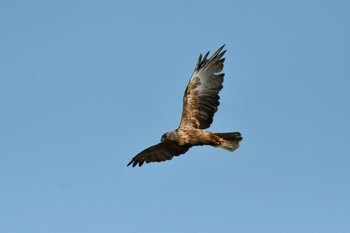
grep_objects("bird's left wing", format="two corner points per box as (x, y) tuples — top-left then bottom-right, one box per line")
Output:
(127, 141), (191, 167)
(179, 45), (226, 130)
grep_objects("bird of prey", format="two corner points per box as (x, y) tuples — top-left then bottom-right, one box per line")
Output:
(127, 45), (242, 167)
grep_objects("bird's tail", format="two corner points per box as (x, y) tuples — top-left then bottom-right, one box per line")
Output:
(214, 132), (242, 151)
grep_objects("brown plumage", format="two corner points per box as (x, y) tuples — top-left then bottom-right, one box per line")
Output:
(127, 45), (242, 167)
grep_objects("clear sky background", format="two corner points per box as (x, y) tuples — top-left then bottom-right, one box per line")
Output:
(1, 1), (349, 233)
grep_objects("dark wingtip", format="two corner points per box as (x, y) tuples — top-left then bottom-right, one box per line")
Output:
(219, 44), (225, 50)
(215, 44), (225, 55)
(198, 53), (202, 63)
(202, 51), (210, 61)
(195, 53), (203, 70)
(128, 160), (143, 167)
(196, 45), (226, 71)
(215, 44), (226, 55)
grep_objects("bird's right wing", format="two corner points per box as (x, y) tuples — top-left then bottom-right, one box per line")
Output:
(127, 141), (191, 167)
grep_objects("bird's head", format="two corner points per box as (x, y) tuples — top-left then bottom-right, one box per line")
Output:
(161, 132), (169, 142)
(161, 131), (178, 142)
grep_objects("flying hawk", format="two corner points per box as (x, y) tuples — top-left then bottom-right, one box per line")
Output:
(128, 45), (242, 167)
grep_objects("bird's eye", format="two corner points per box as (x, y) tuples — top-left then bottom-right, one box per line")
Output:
(161, 133), (167, 142)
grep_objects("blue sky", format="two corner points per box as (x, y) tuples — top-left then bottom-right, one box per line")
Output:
(1, 0), (349, 232)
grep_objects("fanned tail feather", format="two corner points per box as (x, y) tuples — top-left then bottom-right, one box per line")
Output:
(214, 132), (242, 151)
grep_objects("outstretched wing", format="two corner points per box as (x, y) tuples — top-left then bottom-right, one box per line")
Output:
(179, 45), (226, 130)
(127, 141), (191, 167)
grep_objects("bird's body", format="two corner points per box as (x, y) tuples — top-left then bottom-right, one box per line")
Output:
(164, 129), (221, 146)
(128, 45), (242, 167)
